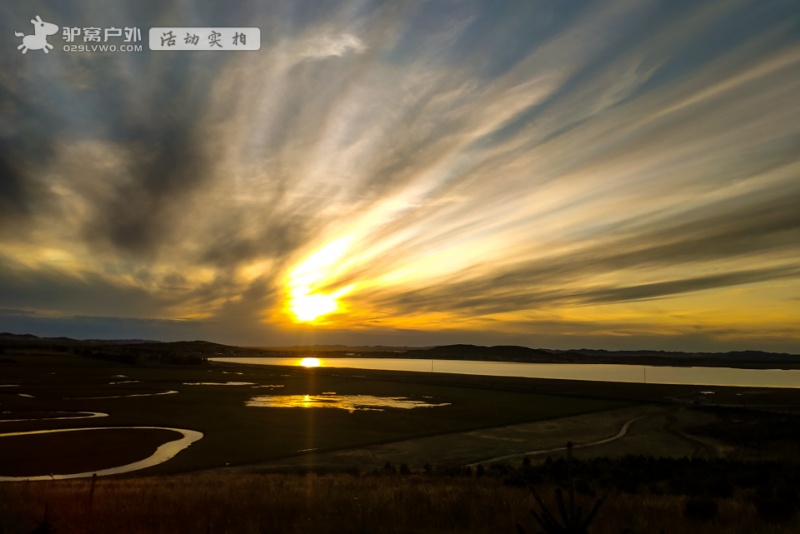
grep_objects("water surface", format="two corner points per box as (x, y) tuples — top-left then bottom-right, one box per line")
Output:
(183, 381), (255, 386)
(247, 393), (451, 412)
(67, 390), (179, 400)
(0, 411), (108, 423)
(213, 357), (800, 388)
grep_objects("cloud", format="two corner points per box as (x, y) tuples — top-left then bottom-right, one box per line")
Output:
(572, 266), (800, 306)
(296, 33), (367, 59)
(0, 0), (798, 352)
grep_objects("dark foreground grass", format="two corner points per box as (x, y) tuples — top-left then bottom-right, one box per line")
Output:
(1, 468), (798, 534)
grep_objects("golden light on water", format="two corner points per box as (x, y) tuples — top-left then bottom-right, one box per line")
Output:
(246, 394), (452, 412)
(299, 357), (321, 368)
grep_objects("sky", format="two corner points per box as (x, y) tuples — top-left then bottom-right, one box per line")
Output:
(1, 0), (799, 352)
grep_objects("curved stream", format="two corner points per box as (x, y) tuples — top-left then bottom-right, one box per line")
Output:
(0, 426), (203, 481)
(66, 390), (179, 400)
(0, 411), (108, 423)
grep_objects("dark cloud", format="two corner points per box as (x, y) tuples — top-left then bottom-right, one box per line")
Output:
(89, 120), (209, 256)
(573, 266), (800, 305)
(0, 257), (167, 318)
(0, 308), (215, 342)
(0, 76), (60, 232)
(0, 147), (30, 219)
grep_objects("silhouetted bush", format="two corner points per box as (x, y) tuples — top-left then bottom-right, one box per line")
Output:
(752, 496), (797, 523)
(708, 477), (733, 499)
(684, 496), (718, 522)
(383, 462), (396, 475)
(575, 478), (595, 497)
(503, 471), (528, 488)
(750, 484), (799, 523)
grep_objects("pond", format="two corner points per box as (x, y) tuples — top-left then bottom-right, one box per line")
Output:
(183, 382), (255, 386)
(66, 390), (179, 400)
(246, 393), (451, 412)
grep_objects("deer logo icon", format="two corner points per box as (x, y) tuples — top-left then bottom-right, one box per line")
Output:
(15, 15), (59, 54)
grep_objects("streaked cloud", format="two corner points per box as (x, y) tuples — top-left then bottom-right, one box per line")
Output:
(297, 32), (367, 59)
(0, 0), (798, 351)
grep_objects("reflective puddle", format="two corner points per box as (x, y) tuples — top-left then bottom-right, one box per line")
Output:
(246, 394), (451, 413)
(183, 382), (255, 386)
(0, 411), (108, 423)
(0, 427), (203, 481)
(67, 390), (179, 400)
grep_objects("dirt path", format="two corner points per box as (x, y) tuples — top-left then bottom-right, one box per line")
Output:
(467, 414), (648, 466)
(663, 409), (720, 458)
(197, 405), (726, 475)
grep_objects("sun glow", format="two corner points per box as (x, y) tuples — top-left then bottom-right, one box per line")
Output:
(290, 293), (339, 322)
(286, 236), (355, 323)
(299, 357), (321, 368)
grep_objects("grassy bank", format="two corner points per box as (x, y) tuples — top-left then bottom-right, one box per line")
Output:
(1, 460), (798, 533)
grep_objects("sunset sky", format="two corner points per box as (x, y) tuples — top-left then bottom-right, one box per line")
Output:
(1, 0), (799, 352)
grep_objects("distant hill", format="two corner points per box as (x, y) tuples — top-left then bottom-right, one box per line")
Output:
(403, 344), (555, 362)
(269, 342), (799, 368)
(345, 344), (800, 368)
(1, 333), (798, 369)
(0, 332), (157, 345)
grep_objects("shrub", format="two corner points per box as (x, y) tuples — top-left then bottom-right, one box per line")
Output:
(683, 496), (718, 522)
(752, 496), (797, 523)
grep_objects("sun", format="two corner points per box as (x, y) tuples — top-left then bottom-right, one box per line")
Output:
(290, 293), (339, 322)
(299, 357), (321, 368)
(285, 235), (355, 323)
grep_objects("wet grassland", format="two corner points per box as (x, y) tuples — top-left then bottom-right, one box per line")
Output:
(1, 347), (799, 532)
(0, 348), (632, 477)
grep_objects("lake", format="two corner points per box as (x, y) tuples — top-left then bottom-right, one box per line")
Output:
(211, 357), (800, 389)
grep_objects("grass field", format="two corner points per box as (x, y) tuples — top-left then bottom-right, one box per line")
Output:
(2, 348), (799, 532)
(2, 471), (799, 534)
(0, 348), (631, 477)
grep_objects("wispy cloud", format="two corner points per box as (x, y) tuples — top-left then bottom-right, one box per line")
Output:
(0, 0), (798, 351)
(297, 32), (367, 59)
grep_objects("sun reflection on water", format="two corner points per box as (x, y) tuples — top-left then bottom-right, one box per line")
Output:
(299, 357), (321, 368)
(246, 394), (451, 413)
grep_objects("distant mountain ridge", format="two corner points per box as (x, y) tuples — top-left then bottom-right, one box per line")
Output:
(0, 332), (157, 345)
(1, 333), (798, 369)
(403, 344), (554, 361)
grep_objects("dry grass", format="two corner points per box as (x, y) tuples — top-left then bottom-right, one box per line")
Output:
(1, 472), (798, 534)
